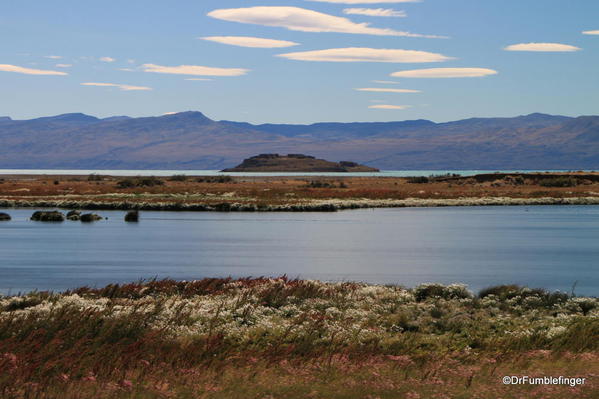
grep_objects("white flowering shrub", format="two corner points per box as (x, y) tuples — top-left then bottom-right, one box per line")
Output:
(1, 279), (597, 355)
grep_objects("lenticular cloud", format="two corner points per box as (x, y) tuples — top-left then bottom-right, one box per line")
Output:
(208, 6), (443, 38)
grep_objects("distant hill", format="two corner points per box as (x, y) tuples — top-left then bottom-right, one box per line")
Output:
(1, 111), (599, 170)
(222, 154), (379, 172)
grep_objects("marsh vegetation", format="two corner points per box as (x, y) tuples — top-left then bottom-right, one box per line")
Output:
(0, 278), (597, 398)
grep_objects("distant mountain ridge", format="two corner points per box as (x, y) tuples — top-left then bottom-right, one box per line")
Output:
(1, 111), (598, 170)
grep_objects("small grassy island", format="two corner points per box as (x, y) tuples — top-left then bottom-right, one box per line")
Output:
(0, 278), (597, 398)
(221, 154), (380, 173)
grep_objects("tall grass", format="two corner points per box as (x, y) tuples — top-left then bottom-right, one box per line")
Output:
(0, 278), (597, 398)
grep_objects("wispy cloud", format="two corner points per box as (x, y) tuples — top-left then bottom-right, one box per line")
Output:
(81, 82), (152, 91)
(185, 78), (213, 81)
(372, 80), (400, 84)
(310, 0), (420, 3)
(201, 36), (299, 48)
(100, 56), (116, 62)
(0, 64), (67, 76)
(356, 87), (420, 93)
(278, 47), (451, 62)
(142, 64), (249, 77)
(504, 43), (581, 52)
(44, 55), (62, 59)
(55, 64), (72, 68)
(208, 7), (443, 38)
(368, 104), (411, 110)
(582, 30), (599, 35)
(391, 67), (498, 78)
(343, 8), (406, 17)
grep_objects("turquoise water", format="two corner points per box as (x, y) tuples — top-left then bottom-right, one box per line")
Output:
(0, 169), (588, 177)
(0, 206), (598, 295)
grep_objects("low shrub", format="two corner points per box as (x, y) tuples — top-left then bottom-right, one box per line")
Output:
(407, 176), (429, 184)
(538, 177), (578, 187)
(116, 176), (164, 189)
(136, 176), (164, 187)
(478, 284), (569, 308)
(306, 180), (348, 188)
(196, 176), (234, 183)
(413, 283), (472, 301)
(169, 174), (188, 181)
(87, 174), (104, 181)
(307, 181), (334, 188)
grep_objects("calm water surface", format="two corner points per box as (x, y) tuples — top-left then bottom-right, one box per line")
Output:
(1, 206), (598, 295)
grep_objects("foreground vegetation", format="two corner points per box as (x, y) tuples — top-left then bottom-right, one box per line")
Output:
(1, 278), (597, 398)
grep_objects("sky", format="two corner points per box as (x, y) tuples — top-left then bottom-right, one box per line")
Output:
(1, 0), (598, 124)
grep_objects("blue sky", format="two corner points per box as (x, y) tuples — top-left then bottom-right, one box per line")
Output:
(1, 0), (598, 123)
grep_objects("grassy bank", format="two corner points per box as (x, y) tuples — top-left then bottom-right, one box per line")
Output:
(4, 196), (599, 213)
(1, 278), (597, 398)
(3, 173), (599, 212)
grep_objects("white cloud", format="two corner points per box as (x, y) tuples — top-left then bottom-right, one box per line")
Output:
(0, 64), (67, 76)
(55, 64), (72, 68)
(583, 30), (599, 35)
(504, 43), (581, 52)
(185, 78), (213, 81)
(356, 87), (420, 93)
(100, 57), (116, 62)
(278, 47), (451, 62)
(118, 68), (135, 72)
(372, 80), (400, 84)
(81, 82), (152, 91)
(44, 55), (62, 59)
(201, 36), (299, 48)
(391, 67), (498, 78)
(343, 8), (406, 17)
(142, 64), (249, 77)
(369, 104), (411, 110)
(310, 0), (420, 3)
(208, 6), (443, 38)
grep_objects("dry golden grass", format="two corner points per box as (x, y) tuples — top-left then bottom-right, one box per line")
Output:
(2, 173), (599, 209)
(1, 278), (597, 398)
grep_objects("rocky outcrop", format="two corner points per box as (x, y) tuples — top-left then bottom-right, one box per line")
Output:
(30, 211), (65, 222)
(80, 213), (103, 222)
(66, 210), (81, 221)
(0, 212), (10, 221)
(124, 210), (139, 222)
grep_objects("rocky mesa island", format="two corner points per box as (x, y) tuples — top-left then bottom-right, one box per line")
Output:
(222, 154), (380, 173)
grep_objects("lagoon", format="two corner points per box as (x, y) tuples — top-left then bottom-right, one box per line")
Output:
(0, 206), (598, 295)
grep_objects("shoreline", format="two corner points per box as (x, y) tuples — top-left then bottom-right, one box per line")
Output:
(2, 196), (599, 212)
(3, 172), (599, 212)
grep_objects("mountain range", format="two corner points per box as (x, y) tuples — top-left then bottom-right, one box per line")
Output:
(1, 111), (598, 170)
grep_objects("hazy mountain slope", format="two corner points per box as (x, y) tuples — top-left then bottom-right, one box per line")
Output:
(0, 111), (597, 170)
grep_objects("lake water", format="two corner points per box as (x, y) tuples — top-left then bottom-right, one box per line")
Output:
(1, 206), (598, 296)
(0, 169), (587, 177)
